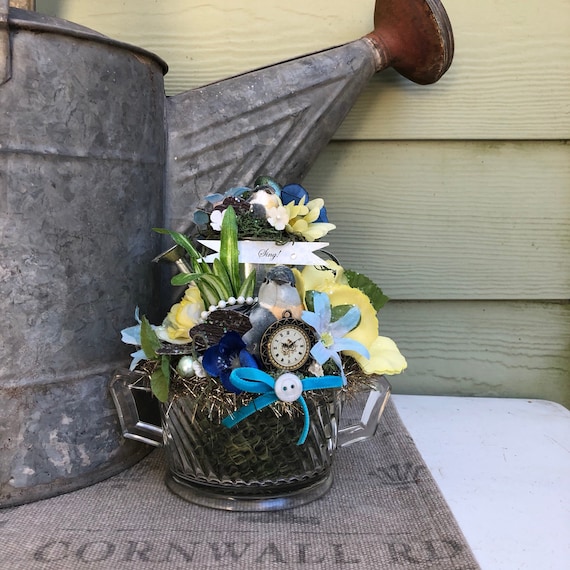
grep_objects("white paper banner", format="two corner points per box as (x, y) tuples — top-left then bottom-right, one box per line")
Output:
(197, 240), (329, 265)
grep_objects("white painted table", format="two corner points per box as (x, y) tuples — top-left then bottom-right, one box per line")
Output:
(393, 395), (570, 570)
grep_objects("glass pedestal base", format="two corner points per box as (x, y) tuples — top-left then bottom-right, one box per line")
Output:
(165, 470), (334, 511)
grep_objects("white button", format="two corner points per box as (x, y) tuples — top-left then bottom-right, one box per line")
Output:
(274, 373), (303, 402)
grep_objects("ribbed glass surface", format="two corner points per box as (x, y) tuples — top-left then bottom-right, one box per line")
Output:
(161, 391), (341, 496)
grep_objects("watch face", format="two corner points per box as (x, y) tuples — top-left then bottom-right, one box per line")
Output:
(260, 319), (315, 371)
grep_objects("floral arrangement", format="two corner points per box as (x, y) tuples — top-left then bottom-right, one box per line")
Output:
(121, 176), (406, 447)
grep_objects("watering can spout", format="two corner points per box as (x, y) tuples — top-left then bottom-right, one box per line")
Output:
(164, 0), (453, 231)
(165, 0), (453, 234)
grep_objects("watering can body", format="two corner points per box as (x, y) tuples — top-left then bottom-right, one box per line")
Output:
(0, 8), (167, 506)
(0, 2), (453, 506)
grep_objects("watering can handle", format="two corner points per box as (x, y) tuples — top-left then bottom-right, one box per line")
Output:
(110, 370), (164, 447)
(1, 1), (37, 85)
(0, 0), (10, 85)
(337, 375), (391, 447)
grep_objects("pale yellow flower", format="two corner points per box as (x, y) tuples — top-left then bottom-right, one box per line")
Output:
(284, 196), (335, 241)
(157, 284), (204, 344)
(284, 197), (309, 220)
(303, 198), (325, 223)
(354, 335), (408, 375)
(301, 260), (348, 292)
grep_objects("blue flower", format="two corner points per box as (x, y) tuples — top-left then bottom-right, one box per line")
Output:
(120, 307), (150, 371)
(202, 331), (259, 393)
(281, 183), (329, 223)
(301, 291), (370, 384)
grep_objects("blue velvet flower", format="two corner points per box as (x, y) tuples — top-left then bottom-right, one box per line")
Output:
(281, 183), (329, 223)
(202, 331), (259, 393)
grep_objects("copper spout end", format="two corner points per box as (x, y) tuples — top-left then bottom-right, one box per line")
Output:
(366, 0), (454, 84)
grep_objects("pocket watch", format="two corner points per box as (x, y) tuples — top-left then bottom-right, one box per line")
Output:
(260, 318), (316, 371)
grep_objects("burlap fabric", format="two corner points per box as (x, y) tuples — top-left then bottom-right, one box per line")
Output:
(0, 401), (480, 569)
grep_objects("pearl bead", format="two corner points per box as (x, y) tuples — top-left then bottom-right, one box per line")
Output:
(176, 356), (196, 377)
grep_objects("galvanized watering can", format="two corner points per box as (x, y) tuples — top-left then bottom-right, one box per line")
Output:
(0, 0), (453, 506)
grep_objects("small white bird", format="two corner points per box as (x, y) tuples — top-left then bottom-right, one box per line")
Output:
(242, 266), (303, 355)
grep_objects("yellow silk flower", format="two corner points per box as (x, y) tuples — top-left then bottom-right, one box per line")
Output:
(285, 197), (336, 242)
(157, 283), (205, 344)
(300, 265), (407, 375)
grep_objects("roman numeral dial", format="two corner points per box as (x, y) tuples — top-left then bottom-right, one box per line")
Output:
(260, 318), (316, 372)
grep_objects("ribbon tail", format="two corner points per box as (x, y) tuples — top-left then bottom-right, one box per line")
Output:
(296, 396), (310, 446)
(301, 375), (345, 392)
(222, 393), (277, 429)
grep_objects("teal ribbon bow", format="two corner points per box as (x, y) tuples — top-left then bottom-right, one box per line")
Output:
(221, 367), (344, 445)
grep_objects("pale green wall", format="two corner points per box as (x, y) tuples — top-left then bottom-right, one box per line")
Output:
(34, 0), (570, 407)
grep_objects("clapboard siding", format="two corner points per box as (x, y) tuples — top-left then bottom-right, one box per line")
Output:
(304, 140), (570, 300)
(380, 301), (570, 408)
(36, 0), (570, 139)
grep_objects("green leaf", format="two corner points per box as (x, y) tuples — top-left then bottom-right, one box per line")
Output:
(170, 272), (229, 301)
(140, 315), (161, 360)
(304, 290), (316, 312)
(345, 270), (389, 311)
(170, 272), (203, 286)
(220, 206), (240, 294)
(213, 258), (233, 294)
(196, 259), (213, 274)
(153, 228), (201, 261)
(237, 268), (257, 298)
(330, 304), (360, 327)
(150, 356), (170, 402)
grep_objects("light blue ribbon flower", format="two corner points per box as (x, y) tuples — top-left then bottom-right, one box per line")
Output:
(221, 367), (344, 445)
(120, 307), (148, 371)
(301, 291), (370, 384)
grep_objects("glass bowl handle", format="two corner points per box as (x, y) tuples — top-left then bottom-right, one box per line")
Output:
(109, 369), (164, 447)
(337, 375), (391, 448)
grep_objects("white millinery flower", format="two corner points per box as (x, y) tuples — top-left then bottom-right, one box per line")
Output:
(266, 205), (290, 231)
(209, 209), (226, 231)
